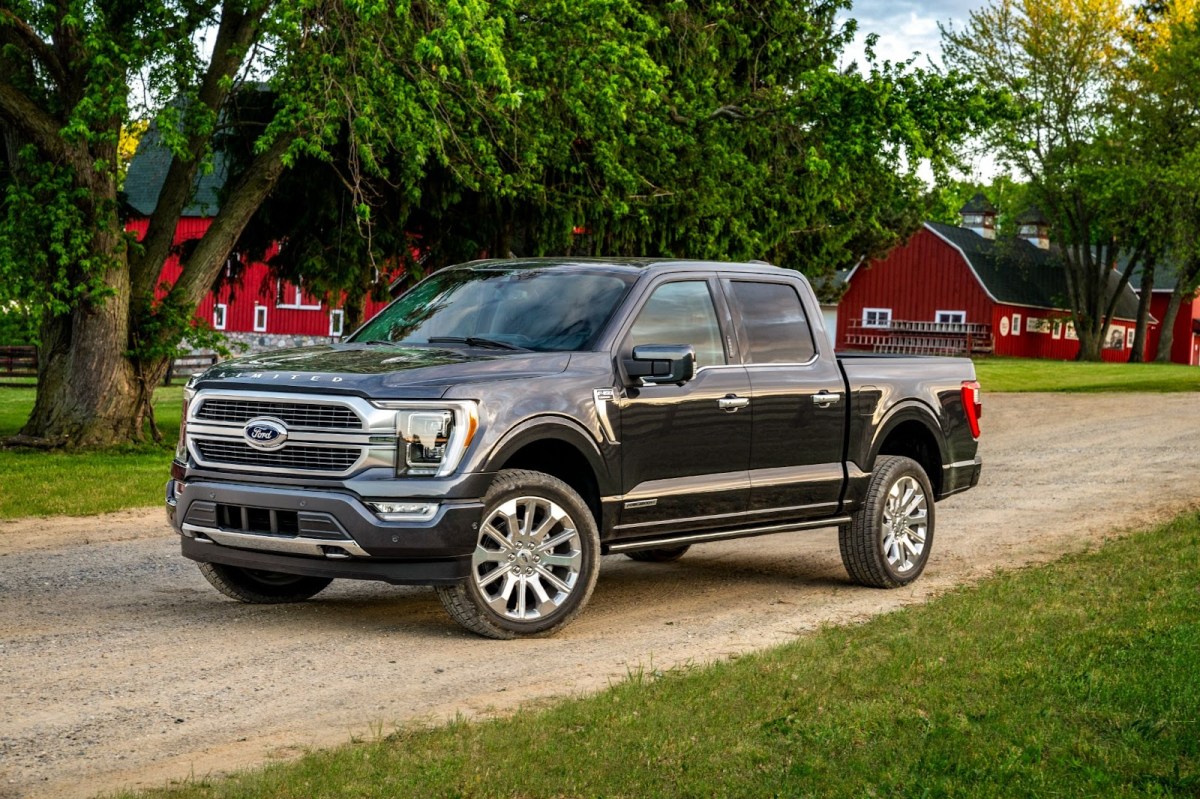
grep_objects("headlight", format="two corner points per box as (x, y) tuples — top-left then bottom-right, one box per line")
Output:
(176, 385), (196, 462)
(373, 401), (479, 477)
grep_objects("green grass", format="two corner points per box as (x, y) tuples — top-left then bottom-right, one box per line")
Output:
(121, 513), (1200, 799)
(0, 386), (182, 518)
(974, 356), (1200, 392)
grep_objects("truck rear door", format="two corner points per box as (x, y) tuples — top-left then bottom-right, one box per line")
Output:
(721, 276), (847, 519)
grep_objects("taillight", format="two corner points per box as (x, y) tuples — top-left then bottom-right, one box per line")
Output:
(961, 380), (982, 439)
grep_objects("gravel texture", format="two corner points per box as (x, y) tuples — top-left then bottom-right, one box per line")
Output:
(1, 392), (1198, 798)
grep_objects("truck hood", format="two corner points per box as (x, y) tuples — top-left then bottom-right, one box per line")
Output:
(192, 344), (572, 399)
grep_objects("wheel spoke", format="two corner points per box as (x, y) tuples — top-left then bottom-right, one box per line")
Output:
(535, 565), (572, 594)
(480, 520), (514, 552)
(540, 551), (580, 569)
(477, 563), (512, 589)
(530, 506), (563, 543)
(537, 529), (577, 554)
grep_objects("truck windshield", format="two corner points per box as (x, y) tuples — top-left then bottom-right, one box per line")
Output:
(350, 267), (637, 352)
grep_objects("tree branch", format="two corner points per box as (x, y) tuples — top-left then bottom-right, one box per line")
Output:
(0, 9), (68, 89)
(0, 79), (90, 177)
(130, 0), (267, 302)
(166, 132), (297, 312)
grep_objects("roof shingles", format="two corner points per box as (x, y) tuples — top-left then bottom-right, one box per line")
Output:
(924, 221), (1142, 321)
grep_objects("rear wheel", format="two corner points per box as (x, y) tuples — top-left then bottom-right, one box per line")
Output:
(839, 455), (935, 588)
(436, 469), (600, 639)
(626, 545), (690, 563)
(197, 562), (333, 603)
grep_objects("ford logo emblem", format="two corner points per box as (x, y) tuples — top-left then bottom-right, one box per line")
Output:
(243, 417), (288, 451)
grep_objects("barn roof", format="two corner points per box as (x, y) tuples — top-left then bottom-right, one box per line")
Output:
(123, 127), (228, 216)
(924, 221), (1142, 321)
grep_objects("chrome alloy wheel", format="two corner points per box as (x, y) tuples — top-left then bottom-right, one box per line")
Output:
(881, 475), (928, 574)
(472, 496), (583, 621)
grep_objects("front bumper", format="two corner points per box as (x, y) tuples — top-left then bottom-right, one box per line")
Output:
(166, 477), (486, 585)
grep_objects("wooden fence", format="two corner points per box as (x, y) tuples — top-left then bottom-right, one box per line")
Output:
(0, 346), (36, 386)
(0, 347), (217, 387)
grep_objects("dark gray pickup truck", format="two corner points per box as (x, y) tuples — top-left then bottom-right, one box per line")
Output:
(167, 258), (982, 638)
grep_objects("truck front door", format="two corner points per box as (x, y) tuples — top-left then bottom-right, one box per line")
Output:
(612, 278), (752, 537)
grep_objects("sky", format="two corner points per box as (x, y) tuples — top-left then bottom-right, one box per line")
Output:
(840, 0), (990, 68)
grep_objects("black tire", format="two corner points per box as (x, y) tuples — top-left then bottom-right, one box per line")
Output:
(436, 469), (600, 639)
(197, 562), (333, 603)
(839, 455), (935, 588)
(626, 545), (691, 563)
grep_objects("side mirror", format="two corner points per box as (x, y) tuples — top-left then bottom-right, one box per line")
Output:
(625, 344), (696, 386)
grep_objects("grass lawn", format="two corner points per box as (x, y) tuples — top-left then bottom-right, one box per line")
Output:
(974, 356), (1200, 392)
(0, 385), (182, 518)
(118, 511), (1200, 798)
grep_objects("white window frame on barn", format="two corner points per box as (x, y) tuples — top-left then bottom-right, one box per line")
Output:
(862, 308), (892, 328)
(213, 304), (227, 331)
(329, 310), (344, 337)
(253, 305), (268, 332)
(1011, 313), (1022, 336)
(935, 310), (966, 326)
(276, 279), (322, 310)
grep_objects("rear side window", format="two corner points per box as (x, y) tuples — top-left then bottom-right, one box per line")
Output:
(729, 281), (817, 363)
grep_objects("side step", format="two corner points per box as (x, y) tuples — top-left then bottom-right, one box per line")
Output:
(605, 516), (852, 554)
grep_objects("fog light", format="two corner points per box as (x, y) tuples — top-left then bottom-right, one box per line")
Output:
(368, 502), (439, 522)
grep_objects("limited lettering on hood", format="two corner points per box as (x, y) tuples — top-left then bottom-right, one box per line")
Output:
(245, 373), (345, 382)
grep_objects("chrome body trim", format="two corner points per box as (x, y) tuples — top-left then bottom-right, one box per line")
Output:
(607, 516), (852, 553)
(182, 523), (372, 558)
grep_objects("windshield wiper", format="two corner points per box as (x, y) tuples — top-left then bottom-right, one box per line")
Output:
(427, 336), (526, 351)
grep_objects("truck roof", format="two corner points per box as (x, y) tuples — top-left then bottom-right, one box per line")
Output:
(449, 257), (789, 277)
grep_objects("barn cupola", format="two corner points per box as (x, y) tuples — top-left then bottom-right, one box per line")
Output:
(958, 192), (997, 240)
(1016, 207), (1050, 250)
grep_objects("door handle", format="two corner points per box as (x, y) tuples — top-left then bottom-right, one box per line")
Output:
(812, 392), (842, 407)
(718, 394), (750, 412)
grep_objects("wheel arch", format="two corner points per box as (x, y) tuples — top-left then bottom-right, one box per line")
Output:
(867, 402), (947, 498)
(482, 416), (612, 529)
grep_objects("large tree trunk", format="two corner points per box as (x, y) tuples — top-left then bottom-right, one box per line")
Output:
(1155, 284), (1184, 363)
(20, 241), (144, 447)
(1129, 260), (1155, 363)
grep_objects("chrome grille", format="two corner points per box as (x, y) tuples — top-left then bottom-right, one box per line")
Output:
(194, 440), (361, 472)
(195, 398), (363, 430)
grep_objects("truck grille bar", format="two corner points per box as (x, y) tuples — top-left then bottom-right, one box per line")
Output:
(194, 440), (362, 472)
(195, 398), (363, 429)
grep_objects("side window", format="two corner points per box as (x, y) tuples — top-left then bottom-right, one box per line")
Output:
(626, 281), (726, 368)
(729, 281), (817, 363)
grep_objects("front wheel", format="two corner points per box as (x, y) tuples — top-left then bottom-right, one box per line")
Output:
(839, 455), (935, 588)
(197, 562), (333, 603)
(436, 469), (600, 639)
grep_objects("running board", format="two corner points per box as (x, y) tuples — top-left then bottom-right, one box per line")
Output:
(606, 516), (852, 554)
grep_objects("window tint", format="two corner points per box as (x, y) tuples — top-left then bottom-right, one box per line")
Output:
(627, 281), (726, 368)
(730, 281), (816, 363)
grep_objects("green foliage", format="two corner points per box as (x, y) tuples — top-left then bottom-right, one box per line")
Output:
(114, 512), (1200, 798)
(235, 1), (1002, 300)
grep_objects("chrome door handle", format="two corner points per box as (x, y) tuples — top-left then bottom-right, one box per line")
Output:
(718, 395), (750, 412)
(813, 392), (842, 407)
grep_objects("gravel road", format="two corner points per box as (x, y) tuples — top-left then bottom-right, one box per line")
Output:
(2, 392), (1199, 799)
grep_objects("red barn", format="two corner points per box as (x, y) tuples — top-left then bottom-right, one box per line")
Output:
(123, 135), (393, 352)
(1131, 269), (1200, 366)
(837, 197), (1146, 362)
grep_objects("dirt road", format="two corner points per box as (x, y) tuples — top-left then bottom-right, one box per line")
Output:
(2, 392), (1198, 799)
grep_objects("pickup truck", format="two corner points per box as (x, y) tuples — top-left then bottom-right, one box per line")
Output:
(167, 258), (982, 638)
